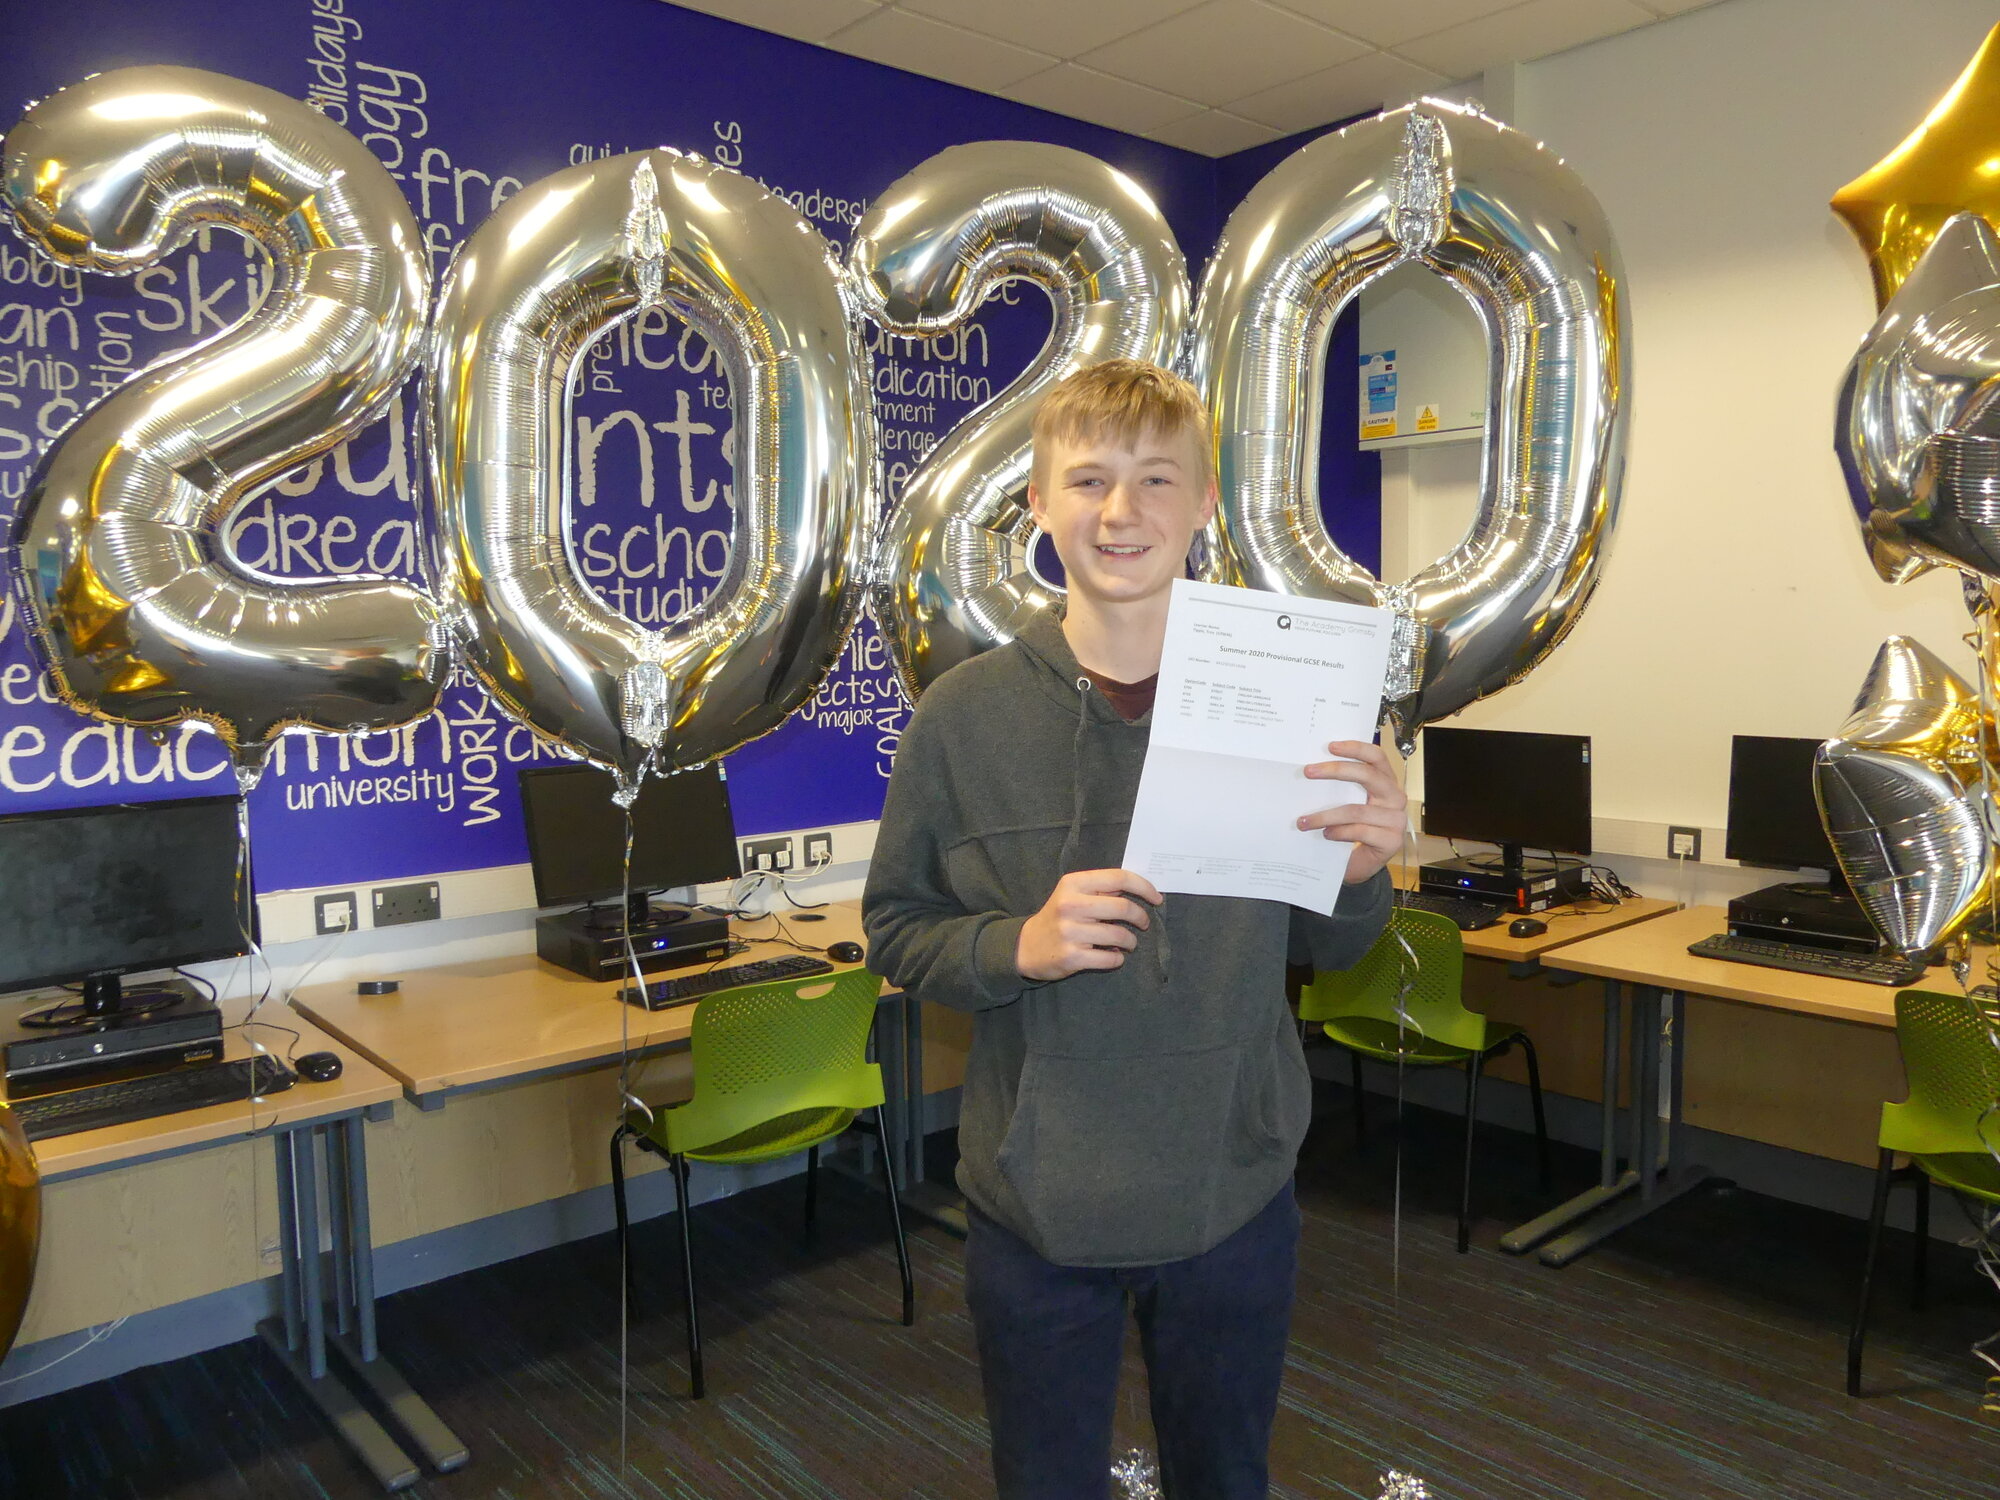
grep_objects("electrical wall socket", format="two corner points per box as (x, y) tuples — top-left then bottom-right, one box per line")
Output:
(742, 836), (792, 873)
(313, 891), (358, 936)
(373, 880), (440, 927)
(802, 831), (833, 869)
(1667, 826), (1702, 862)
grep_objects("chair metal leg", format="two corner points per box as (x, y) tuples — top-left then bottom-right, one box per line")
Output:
(873, 1108), (916, 1326)
(1912, 1168), (1930, 1311)
(1516, 1034), (1553, 1194)
(1459, 1052), (1484, 1254)
(609, 1126), (638, 1313)
(1848, 1148), (1896, 1396)
(805, 1144), (820, 1235)
(671, 1153), (704, 1399)
(1349, 1049), (1366, 1150)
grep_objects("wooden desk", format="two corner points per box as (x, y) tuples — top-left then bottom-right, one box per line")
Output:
(7, 1014), (398, 1182)
(1388, 863), (1678, 963)
(2, 1007), (460, 1489)
(1543, 905), (1958, 1026)
(1501, 906), (1945, 1268)
(292, 904), (873, 1107)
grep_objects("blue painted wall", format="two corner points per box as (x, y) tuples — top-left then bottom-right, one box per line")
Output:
(0, 0), (1376, 893)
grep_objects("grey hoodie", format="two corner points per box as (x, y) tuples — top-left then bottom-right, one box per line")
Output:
(863, 610), (1391, 1268)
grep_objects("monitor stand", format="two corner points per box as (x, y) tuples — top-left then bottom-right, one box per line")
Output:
(579, 893), (695, 934)
(17, 972), (199, 1031)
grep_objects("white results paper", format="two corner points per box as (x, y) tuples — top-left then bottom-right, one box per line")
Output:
(1122, 579), (1395, 915)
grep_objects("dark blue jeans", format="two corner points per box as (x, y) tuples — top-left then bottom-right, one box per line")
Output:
(964, 1183), (1301, 1500)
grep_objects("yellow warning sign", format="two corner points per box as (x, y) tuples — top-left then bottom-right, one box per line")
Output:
(1415, 403), (1439, 433)
(1361, 416), (1397, 439)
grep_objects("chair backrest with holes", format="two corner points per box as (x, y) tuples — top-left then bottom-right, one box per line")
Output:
(663, 968), (887, 1157)
(1882, 989), (2000, 1158)
(1295, 907), (1486, 1053)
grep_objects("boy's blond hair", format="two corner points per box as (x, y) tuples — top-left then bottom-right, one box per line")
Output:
(1031, 358), (1215, 490)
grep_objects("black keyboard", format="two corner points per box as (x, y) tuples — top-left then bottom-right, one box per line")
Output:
(619, 953), (836, 1010)
(1686, 932), (1928, 987)
(9, 1055), (298, 1143)
(1398, 890), (1507, 931)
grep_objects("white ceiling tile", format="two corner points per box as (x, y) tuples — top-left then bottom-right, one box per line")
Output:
(1079, 0), (1369, 109)
(662, 0), (882, 42)
(899, 0), (1205, 59)
(1393, 0), (1657, 80)
(1148, 109), (1283, 156)
(1008, 64), (1204, 134)
(1270, 0), (1522, 50)
(822, 8), (1059, 91)
(1228, 50), (1451, 133)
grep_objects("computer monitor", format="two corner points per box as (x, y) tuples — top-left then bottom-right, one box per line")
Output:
(0, 795), (251, 1017)
(1420, 726), (1594, 881)
(517, 762), (741, 927)
(1725, 735), (1845, 892)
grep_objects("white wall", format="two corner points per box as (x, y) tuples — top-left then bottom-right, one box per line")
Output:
(1394, 0), (1998, 845)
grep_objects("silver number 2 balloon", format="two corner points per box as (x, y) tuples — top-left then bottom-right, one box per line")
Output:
(427, 150), (875, 792)
(1, 66), (443, 781)
(1190, 100), (1628, 751)
(848, 142), (1189, 700)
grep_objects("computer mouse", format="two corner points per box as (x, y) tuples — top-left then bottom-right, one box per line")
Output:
(826, 940), (865, 965)
(296, 1051), (344, 1083)
(1508, 917), (1548, 939)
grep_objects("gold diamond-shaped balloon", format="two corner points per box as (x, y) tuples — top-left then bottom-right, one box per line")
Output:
(1834, 23), (2000, 308)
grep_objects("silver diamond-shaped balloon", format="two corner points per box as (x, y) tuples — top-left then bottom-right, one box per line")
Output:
(1816, 634), (1996, 953)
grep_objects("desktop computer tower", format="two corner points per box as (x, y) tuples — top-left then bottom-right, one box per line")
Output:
(1, 979), (224, 1095)
(1725, 882), (1883, 955)
(1417, 856), (1596, 914)
(535, 904), (732, 981)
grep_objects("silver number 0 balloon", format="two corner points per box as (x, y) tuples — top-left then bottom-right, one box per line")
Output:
(848, 142), (1189, 699)
(1190, 101), (1628, 750)
(428, 150), (875, 791)
(1, 66), (443, 780)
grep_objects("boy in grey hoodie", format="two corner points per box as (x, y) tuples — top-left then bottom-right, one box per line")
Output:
(864, 361), (1402, 1499)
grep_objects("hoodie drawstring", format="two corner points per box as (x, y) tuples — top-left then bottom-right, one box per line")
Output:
(1065, 675), (1172, 987)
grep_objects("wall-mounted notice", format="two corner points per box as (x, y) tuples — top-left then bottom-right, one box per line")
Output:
(1359, 350), (1398, 440)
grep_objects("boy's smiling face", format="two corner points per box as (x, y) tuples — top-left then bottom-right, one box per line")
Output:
(1028, 425), (1218, 614)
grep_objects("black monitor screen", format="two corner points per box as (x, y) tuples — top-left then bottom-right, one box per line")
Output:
(1726, 735), (1837, 871)
(518, 763), (741, 907)
(1421, 727), (1593, 856)
(0, 796), (249, 995)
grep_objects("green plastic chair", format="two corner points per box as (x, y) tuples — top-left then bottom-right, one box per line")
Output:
(609, 967), (914, 1398)
(1846, 988), (2000, 1396)
(1298, 906), (1551, 1253)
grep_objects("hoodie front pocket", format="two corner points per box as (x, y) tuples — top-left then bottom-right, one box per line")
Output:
(994, 1041), (1244, 1265)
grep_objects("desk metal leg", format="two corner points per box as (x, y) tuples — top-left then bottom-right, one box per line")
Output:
(1500, 978), (1641, 1254)
(1534, 987), (1718, 1267)
(274, 1127), (303, 1353)
(258, 1118), (467, 1489)
(259, 1122), (420, 1491)
(1601, 980), (1623, 1189)
(894, 993), (968, 1238)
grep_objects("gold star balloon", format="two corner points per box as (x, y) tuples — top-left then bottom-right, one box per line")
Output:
(1834, 23), (2000, 308)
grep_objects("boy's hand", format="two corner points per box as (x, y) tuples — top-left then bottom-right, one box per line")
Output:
(1299, 739), (1407, 884)
(1016, 869), (1165, 981)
